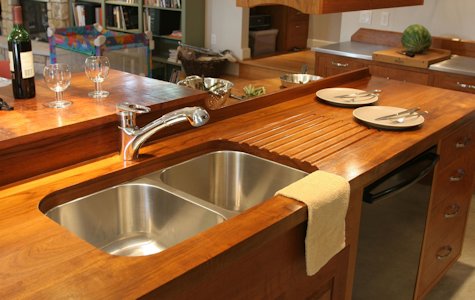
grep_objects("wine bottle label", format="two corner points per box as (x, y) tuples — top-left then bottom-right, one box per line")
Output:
(8, 50), (35, 79)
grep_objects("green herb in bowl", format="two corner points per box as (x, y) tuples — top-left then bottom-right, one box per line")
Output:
(243, 84), (266, 97)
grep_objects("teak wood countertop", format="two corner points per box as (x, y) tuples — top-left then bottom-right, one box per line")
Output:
(0, 68), (474, 298)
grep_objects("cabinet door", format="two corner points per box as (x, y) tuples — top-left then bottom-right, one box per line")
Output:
(285, 19), (309, 50)
(252, 5), (309, 52)
(315, 53), (367, 77)
(284, 8), (309, 50)
(431, 71), (475, 94)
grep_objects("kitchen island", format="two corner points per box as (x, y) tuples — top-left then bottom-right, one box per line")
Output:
(313, 28), (475, 92)
(0, 68), (474, 299)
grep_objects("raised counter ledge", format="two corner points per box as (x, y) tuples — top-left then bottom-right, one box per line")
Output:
(312, 41), (390, 61)
(429, 54), (475, 77)
(1, 69), (475, 299)
(0, 69), (209, 186)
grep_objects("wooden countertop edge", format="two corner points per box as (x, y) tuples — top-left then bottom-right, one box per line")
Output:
(2, 71), (475, 297)
(0, 93), (208, 152)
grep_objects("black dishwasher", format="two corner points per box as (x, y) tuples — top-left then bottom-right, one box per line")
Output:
(353, 147), (439, 300)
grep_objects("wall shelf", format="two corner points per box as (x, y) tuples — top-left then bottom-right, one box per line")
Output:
(71, 0), (204, 80)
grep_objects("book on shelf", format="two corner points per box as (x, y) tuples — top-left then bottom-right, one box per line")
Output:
(113, 0), (139, 4)
(73, 2), (101, 26)
(108, 4), (139, 30)
(95, 7), (102, 25)
(144, 0), (181, 8)
(120, 5), (127, 30)
(76, 5), (86, 26)
(168, 49), (178, 62)
(143, 8), (152, 32)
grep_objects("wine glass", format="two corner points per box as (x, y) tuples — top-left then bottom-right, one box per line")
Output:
(84, 56), (110, 99)
(43, 63), (72, 109)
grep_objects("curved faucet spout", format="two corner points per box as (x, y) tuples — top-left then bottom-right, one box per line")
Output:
(117, 103), (209, 161)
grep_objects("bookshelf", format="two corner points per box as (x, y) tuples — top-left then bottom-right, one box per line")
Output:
(70, 0), (205, 80)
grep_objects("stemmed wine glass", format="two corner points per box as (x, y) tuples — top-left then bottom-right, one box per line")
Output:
(43, 63), (72, 109)
(84, 56), (110, 99)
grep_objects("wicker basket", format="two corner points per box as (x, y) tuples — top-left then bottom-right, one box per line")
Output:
(178, 51), (227, 77)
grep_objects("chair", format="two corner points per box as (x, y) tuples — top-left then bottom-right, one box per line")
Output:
(0, 60), (10, 78)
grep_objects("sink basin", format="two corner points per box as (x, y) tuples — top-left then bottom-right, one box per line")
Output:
(41, 150), (306, 256)
(154, 151), (308, 212)
(44, 182), (225, 256)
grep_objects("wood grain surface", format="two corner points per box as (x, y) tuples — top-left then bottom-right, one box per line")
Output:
(0, 68), (475, 298)
(236, 0), (424, 14)
(0, 70), (208, 186)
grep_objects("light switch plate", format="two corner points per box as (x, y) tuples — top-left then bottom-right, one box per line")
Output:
(381, 12), (390, 26)
(359, 11), (372, 24)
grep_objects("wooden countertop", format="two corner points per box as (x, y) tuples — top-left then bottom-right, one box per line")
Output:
(0, 69), (206, 148)
(1, 69), (475, 298)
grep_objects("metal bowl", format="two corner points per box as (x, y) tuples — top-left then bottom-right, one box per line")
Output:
(177, 75), (234, 109)
(280, 74), (323, 88)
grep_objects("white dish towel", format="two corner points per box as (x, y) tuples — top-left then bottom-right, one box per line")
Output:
(275, 170), (350, 276)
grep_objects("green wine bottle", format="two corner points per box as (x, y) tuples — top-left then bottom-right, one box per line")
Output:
(8, 5), (36, 99)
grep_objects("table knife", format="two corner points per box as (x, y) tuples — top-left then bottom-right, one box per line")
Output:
(375, 107), (420, 121)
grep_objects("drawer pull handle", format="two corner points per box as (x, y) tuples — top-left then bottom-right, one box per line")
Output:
(456, 82), (475, 90)
(455, 136), (472, 148)
(449, 169), (465, 182)
(444, 204), (461, 218)
(331, 61), (349, 68)
(436, 245), (453, 260)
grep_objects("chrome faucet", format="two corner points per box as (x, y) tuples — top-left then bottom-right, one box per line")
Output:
(116, 102), (210, 161)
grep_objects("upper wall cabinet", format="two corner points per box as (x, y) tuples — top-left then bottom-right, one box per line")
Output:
(236, 0), (424, 14)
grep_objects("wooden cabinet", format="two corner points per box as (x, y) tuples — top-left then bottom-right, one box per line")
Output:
(431, 71), (475, 94)
(315, 53), (368, 77)
(415, 121), (475, 299)
(315, 53), (431, 85)
(237, 0), (424, 14)
(252, 5), (309, 52)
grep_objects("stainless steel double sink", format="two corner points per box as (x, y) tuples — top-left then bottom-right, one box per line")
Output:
(41, 150), (307, 257)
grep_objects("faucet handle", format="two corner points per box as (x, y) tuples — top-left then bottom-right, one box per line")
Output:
(117, 102), (151, 114)
(117, 102), (151, 130)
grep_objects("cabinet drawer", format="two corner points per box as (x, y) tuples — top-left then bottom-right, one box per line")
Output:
(417, 226), (466, 297)
(431, 71), (475, 94)
(438, 122), (475, 167)
(284, 20), (309, 49)
(431, 158), (474, 208)
(369, 64), (430, 85)
(287, 8), (309, 22)
(286, 20), (309, 36)
(416, 195), (470, 297)
(317, 54), (367, 77)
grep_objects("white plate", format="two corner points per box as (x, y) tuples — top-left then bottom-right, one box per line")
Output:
(353, 106), (424, 130)
(316, 87), (379, 107)
(0, 77), (11, 88)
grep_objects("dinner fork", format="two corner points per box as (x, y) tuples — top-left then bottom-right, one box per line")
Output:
(335, 89), (382, 99)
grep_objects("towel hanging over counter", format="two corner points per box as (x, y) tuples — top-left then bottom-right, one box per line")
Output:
(275, 170), (350, 276)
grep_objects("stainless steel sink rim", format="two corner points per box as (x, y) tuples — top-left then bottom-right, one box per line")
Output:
(41, 150), (307, 257)
(147, 150), (308, 212)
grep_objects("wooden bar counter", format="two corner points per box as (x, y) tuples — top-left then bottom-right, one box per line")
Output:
(0, 69), (474, 299)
